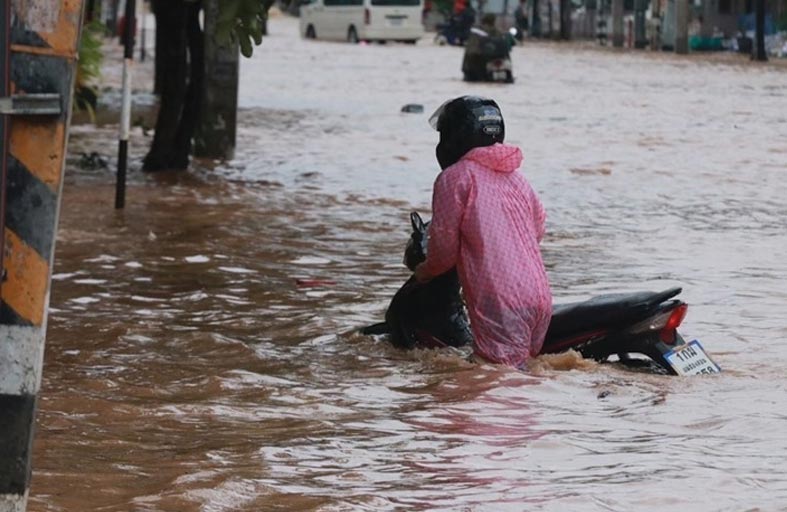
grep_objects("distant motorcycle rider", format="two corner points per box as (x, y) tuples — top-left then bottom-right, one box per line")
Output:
(462, 14), (513, 82)
(414, 96), (553, 368)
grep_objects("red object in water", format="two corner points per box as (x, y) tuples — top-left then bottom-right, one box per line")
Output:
(296, 279), (337, 288)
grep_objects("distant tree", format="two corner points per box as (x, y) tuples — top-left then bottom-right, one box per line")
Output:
(143, 0), (273, 172)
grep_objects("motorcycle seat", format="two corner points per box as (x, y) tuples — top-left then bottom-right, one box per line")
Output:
(545, 287), (682, 340)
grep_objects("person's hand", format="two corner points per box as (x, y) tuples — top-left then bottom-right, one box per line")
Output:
(414, 263), (433, 283)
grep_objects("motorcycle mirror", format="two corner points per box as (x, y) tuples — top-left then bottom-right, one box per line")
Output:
(410, 211), (425, 234)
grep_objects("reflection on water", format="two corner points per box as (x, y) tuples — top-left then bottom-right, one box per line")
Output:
(30, 16), (787, 512)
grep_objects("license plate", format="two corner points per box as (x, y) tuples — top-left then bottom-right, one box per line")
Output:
(492, 71), (507, 80)
(387, 17), (403, 26)
(665, 339), (721, 376)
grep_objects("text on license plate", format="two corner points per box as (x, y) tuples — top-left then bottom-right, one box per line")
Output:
(665, 339), (721, 376)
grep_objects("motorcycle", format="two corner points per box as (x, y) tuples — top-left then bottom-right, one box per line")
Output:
(462, 27), (514, 83)
(361, 212), (721, 376)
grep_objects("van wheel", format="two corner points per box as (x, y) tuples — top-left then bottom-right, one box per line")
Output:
(347, 27), (359, 44)
(305, 25), (316, 39)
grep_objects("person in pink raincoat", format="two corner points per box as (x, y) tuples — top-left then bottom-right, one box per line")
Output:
(414, 96), (552, 368)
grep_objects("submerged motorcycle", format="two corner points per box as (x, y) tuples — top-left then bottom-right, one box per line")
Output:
(362, 212), (721, 376)
(462, 27), (514, 83)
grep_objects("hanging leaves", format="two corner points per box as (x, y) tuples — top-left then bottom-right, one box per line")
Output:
(215, 0), (274, 57)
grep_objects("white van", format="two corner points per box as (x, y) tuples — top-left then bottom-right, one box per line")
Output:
(299, 0), (424, 44)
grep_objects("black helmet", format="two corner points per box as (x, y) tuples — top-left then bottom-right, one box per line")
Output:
(429, 96), (505, 169)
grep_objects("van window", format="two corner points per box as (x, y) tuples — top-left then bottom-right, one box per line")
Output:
(325, 0), (362, 5)
(370, 0), (420, 5)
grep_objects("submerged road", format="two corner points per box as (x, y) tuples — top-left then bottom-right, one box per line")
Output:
(29, 13), (787, 511)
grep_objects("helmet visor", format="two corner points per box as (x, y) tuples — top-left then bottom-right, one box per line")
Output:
(428, 99), (452, 131)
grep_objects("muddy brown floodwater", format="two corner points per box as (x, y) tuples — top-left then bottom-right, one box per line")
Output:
(28, 15), (787, 512)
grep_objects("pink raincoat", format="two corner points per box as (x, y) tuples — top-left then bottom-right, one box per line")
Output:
(421, 143), (552, 368)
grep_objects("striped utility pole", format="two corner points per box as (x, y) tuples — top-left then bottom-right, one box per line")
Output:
(1, 1), (85, 510)
(115, 0), (136, 209)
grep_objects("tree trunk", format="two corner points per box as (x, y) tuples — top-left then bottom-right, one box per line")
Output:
(170, 2), (204, 169)
(143, 0), (204, 172)
(152, 0), (166, 95)
(195, 0), (239, 160)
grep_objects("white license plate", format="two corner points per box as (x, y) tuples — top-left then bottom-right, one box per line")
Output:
(387, 17), (403, 26)
(665, 339), (721, 376)
(492, 71), (507, 80)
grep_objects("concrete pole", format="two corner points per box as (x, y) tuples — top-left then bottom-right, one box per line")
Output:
(675, 0), (689, 53)
(1, 1), (85, 510)
(194, 0), (239, 160)
(612, 0), (624, 46)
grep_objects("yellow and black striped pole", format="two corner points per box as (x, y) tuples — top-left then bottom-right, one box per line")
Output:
(1, 1), (85, 510)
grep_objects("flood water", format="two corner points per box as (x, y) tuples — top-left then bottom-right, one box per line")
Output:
(29, 15), (787, 512)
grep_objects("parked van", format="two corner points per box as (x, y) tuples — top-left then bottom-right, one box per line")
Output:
(299, 0), (424, 44)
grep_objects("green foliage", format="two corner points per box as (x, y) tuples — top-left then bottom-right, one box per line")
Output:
(215, 0), (275, 57)
(75, 20), (106, 118)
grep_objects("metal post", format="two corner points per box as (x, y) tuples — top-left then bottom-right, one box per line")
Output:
(115, 0), (136, 209)
(634, 0), (647, 47)
(675, 0), (688, 53)
(753, 0), (768, 61)
(612, 0), (624, 46)
(531, 0), (540, 36)
(560, 0), (572, 39)
(701, 0), (713, 37)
